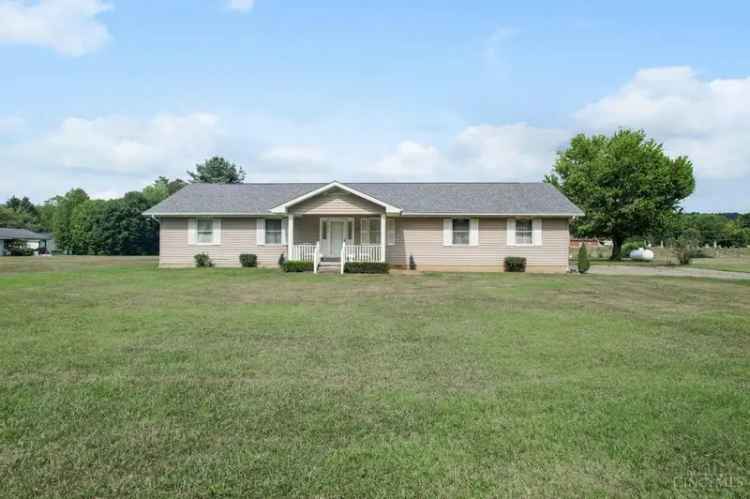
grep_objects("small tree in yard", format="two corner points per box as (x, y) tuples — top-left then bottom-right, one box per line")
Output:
(672, 228), (701, 265)
(546, 129), (695, 260)
(577, 245), (591, 274)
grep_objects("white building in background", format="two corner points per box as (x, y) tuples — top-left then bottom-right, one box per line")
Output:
(0, 228), (56, 256)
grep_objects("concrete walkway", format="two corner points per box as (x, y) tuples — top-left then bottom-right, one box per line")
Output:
(589, 265), (750, 281)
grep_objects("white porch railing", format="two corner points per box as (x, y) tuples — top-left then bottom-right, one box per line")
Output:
(340, 242), (346, 274)
(340, 242), (383, 274)
(290, 243), (316, 262)
(313, 241), (321, 274)
(346, 244), (381, 263)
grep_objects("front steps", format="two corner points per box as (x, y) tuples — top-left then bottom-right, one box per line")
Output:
(317, 261), (340, 274)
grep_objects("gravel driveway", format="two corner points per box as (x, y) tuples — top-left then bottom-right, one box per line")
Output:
(589, 265), (750, 281)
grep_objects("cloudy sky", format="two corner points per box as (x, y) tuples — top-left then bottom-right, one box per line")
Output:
(1, 0), (749, 211)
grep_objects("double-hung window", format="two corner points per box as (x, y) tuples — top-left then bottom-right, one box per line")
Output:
(452, 218), (470, 245)
(515, 219), (533, 245)
(196, 219), (214, 243)
(363, 218), (380, 244)
(265, 219), (282, 244)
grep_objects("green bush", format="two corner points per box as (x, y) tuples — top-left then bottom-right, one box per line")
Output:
(194, 253), (213, 268)
(688, 247), (711, 259)
(344, 262), (390, 274)
(8, 247), (34, 257)
(577, 245), (590, 274)
(504, 256), (526, 272)
(282, 260), (313, 272)
(239, 254), (257, 267)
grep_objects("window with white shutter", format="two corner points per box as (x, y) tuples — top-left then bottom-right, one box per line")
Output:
(189, 218), (221, 245)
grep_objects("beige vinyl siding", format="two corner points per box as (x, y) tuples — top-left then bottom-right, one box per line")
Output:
(158, 216), (571, 271)
(290, 190), (384, 215)
(159, 217), (286, 268)
(386, 217), (570, 272)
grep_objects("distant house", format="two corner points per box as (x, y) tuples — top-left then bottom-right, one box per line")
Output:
(144, 181), (583, 272)
(0, 228), (56, 256)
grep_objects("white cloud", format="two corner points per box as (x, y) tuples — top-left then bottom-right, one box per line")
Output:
(375, 141), (443, 179)
(370, 125), (567, 182)
(226, 0), (255, 12)
(25, 113), (222, 174)
(258, 144), (326, 166)
(0, 0), (111, 56)
(451, 124), (568, 180)
(576, 66), (750, 179)
(0, 113), (223, 201)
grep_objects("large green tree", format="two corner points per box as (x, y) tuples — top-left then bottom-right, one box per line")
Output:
(51, 188), (90, 253)
(1, 195), (45, 230)
(546, 129), (695, 260)
(187, 157), (245, 184)
(69, 199), (108, 255)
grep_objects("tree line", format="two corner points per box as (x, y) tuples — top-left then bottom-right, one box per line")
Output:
(1, 157), (245, 255)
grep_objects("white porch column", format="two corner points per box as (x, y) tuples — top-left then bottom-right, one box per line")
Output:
(287, 214), (294, 259)
(380, 213), (386, 263)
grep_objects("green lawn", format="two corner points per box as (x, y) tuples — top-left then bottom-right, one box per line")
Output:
(1, 257), (749, 497)
(691, 257), (750, 273)
(586, 246), (750, 273)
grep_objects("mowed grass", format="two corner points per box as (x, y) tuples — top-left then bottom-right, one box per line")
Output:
(1, 258), (749, 497)
(691, 257), (750, 273)
(587, 246), (750, 273)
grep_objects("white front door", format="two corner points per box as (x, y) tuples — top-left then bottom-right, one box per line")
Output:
(328, 221), (345, 257)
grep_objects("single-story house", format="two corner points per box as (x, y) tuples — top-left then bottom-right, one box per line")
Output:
(143, 181), (584, 272)
(0, 228), (56, 255)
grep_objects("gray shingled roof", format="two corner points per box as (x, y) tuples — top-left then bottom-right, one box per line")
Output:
(144, 182), (583, 216)
(0, 228), (52, 240)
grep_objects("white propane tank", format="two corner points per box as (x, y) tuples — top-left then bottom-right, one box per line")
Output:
(629, 248), (655, 261)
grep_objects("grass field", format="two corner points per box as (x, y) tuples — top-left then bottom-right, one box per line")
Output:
(691, 257), (750, 273)
(1, 257), (749, 497)
(584, 246), (750, 272)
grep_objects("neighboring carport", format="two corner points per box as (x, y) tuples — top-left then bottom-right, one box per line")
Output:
(0, 228), (55, 255)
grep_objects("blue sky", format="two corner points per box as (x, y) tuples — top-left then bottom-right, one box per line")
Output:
(2, 0), (749, 212)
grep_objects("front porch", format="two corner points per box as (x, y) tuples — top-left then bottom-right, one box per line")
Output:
(286, 214), (387, 273)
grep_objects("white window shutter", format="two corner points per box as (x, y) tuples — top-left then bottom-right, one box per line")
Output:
(281, 218), (288, 245)
(256, 218), (266, 245)
(443, 219), (452, 246)
(213, 219), (222, 244)
(506, 218), (516, 246)
(188, 219), (197, 245)
(469, 218), (479, 246)
(533, 218), (543, 246)
(360, 218), (369, 244)
(387, 219), (396, 246)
